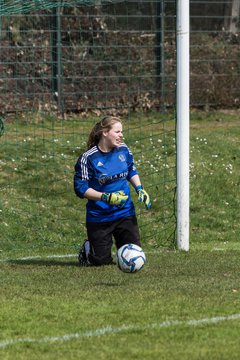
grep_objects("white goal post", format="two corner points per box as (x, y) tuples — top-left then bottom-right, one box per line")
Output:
(176, 0), (190, 251)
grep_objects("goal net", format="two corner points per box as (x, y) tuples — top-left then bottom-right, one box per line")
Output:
(0, 0), (177, 258)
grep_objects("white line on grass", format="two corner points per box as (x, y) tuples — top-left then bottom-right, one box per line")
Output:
(0, 254), (77, 263)
(0, 251), (163, 263)
(1, 313), (240, 349)
(1, 246), (230, 264)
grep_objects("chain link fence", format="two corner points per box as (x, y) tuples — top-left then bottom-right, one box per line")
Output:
(0, 1), (239, 116)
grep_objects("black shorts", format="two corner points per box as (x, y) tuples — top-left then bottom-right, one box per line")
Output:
(86, 216), (140, 265)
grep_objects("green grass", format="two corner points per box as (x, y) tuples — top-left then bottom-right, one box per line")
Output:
(189, 111), (240, 249)
(1, 251), (240, 359)
(0, 110), (240, 359)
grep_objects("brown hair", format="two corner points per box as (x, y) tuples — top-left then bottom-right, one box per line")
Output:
(87, 116), (122, 150)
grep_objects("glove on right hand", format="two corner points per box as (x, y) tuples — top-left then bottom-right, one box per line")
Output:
(101, 191), (128, 208)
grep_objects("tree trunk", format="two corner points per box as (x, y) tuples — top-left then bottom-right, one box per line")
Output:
(229, 0), (240, 33)
(225, 0), (240, 33)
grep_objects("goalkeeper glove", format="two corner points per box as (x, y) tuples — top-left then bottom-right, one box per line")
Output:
(101, 191), (128, 208)
(135, 185), (151, 210)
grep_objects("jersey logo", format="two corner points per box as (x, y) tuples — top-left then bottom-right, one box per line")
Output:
(119, 154), (126, 162)
(98, 172), (128, 185)
(97, 161), (104, 167)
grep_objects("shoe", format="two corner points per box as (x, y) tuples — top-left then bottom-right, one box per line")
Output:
(78, 240), (91, 266)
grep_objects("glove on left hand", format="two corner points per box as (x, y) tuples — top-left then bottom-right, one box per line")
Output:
(135, 185), (151, 210)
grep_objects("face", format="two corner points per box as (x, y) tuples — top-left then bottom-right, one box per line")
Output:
(103, 122), (123, 149)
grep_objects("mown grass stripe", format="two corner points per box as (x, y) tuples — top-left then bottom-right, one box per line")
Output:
(1, 313), (240, 349)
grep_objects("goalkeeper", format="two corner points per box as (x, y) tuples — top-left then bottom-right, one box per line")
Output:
(74, 116), (151, 266)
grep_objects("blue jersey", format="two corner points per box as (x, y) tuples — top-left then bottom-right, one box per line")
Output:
(74, 143), (138, 222)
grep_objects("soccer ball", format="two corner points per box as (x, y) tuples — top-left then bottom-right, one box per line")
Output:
(116, 243), (146, 273)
